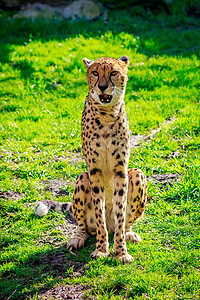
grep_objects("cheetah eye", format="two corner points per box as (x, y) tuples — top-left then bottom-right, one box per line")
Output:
(110, 71), (118, 76)
(92, 71), (99, 76)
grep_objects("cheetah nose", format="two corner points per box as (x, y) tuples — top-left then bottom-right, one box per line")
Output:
(98, 84), (108, 92)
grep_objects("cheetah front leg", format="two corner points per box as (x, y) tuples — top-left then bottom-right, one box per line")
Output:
(89, 169), (109, 259)
(113, 168), (133, 263)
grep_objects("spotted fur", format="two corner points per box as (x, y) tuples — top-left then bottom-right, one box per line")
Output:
(67, 56), (147, 263)
(35, 56), (147, 263)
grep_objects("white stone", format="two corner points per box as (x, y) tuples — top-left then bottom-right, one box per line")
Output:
(61, 0), (101, 20)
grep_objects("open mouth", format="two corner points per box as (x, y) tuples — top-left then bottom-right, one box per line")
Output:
(99, 93), (113, 103)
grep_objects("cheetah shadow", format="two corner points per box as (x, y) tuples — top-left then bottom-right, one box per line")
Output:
(2, 211), (119, 300)
(1, 242), (88, 299)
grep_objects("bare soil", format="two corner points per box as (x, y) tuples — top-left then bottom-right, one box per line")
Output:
(38, 284), (89, 300)
(148, 173), (182, 189)
(130, 116), (176, 148)
(35, 252), (96, 299)
(42, 179), (75, 197)
(0, 190), (24, 201)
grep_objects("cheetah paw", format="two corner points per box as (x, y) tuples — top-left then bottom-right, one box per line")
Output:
(126, 231), (142, 243)
(67, 235), (86, 251)
(91, 249), (110, 259)
(116, 253), (134, 264)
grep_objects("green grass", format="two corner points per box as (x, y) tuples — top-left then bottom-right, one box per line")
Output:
(0, 10), (200, 300)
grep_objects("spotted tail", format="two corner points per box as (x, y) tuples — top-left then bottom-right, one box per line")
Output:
(35, 200), (72, 217)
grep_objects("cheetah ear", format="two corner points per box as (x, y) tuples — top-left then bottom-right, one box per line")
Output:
(119, 56), (129, 66)
(83, 58), (94, 68)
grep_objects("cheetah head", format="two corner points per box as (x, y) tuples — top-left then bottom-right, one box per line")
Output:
(83, 56), (129, 105)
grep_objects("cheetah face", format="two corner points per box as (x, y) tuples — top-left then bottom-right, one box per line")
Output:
(83, 56), (129, 105)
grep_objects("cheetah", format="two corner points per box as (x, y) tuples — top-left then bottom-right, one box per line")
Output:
(35, 56), (147, 263)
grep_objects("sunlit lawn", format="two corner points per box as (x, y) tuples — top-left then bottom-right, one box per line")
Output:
(0, 10), (200, 299)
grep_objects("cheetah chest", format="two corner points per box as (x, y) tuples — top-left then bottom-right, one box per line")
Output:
(85, 121), (129, 197)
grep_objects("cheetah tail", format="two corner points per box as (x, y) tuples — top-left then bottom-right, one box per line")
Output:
(35, 200), (72, 217)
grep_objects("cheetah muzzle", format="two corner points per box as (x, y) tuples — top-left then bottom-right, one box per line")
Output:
(99, 93), (113, 103)
(35, 56), (147, 264)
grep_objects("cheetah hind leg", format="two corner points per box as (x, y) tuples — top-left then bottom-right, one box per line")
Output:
(125, 168), (147, 243)
(67, 229), (88, 251)
(125, 229), (142, 243)
(66, 172), (90, 251)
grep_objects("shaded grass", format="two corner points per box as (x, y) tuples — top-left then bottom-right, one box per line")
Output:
(0, 9), (200, 300)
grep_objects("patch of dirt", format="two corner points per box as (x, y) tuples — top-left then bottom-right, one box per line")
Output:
(130, 116), (176, 148)
(129, 134), (145, 148)
(148, 173), (182, 188)
(68, 154), (84, 165)
(57, 218), (77, 236)
(0, 191), (24, 201)
(53, 151), (84, 165)
(35, 252), (94, 300)
(42, 179), (75, 197)
(37, 220), (77, 247)
(38, 284), (93, 300)
(39, 251), (85, 277)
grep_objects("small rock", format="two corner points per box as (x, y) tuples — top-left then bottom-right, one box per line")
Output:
(61, 0), (101, 20)
(13, 3), (62, 19)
